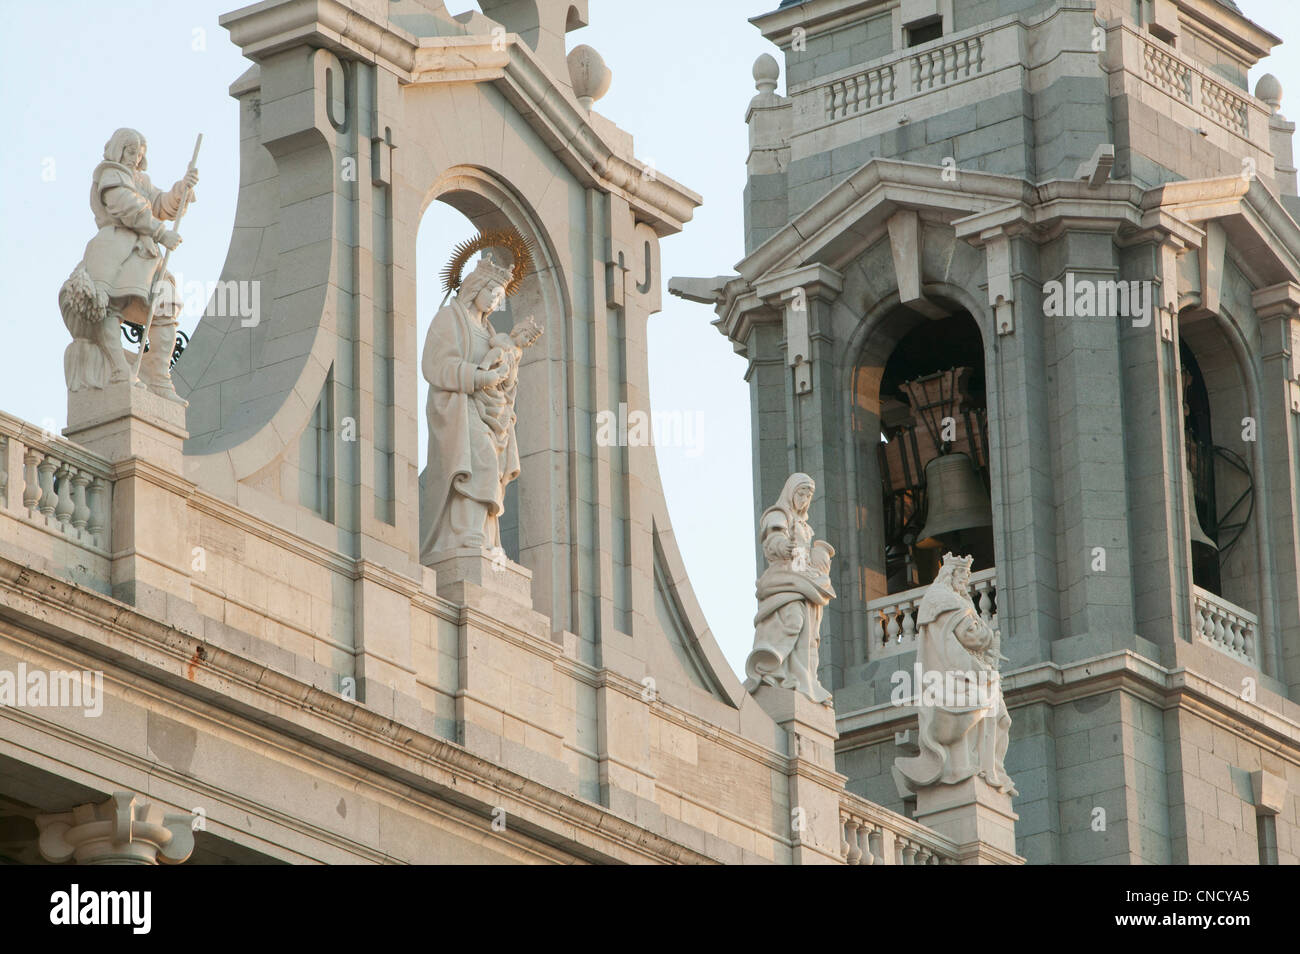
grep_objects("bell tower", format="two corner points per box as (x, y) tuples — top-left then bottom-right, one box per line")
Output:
(676, 0), (1300, 864)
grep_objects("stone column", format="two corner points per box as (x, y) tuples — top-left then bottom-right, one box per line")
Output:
(1118, 233), (1196, 650)
(752, 685), (847, 865)
(958, 215), (1064, 664)
(1252, 283), (1300, 692)
(36, 791), (195, 865)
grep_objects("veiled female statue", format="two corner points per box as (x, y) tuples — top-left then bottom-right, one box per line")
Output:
(420, 231), (541, 562)
(743, 473), (836, 705)
(894, 553), (1017, 795)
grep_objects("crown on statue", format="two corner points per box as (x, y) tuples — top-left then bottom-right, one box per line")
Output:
(465, 255), (514, 290)
(942, 552), (974, 570)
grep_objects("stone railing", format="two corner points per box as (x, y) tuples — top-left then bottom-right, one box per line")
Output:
(1112, 23), (1265, 144)
(800, 18), (1015, 134)
(840, 791), (958, 864)
(825, 62), (896, 122)
(865, 567), (998, 662)
(1192, 585), (1258, 667)
(910, 34), (984, 93)
(0, 412), (113, 555)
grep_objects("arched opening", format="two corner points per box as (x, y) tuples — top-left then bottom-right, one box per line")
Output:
(1177, 325), (1257, 609)
(864, 309), (993, 594)
(1175, 328), (1253, 605)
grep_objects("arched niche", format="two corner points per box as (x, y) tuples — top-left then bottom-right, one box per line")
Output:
(415, 165), (572, 617)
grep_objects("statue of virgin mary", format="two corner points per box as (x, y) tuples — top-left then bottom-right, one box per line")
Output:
(420, 231), (540, 562)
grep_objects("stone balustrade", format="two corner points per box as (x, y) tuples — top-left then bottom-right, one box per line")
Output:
(840, 791), (958, 864)
(1192, 585), (1258, 666)
(795, 17), (1017, 139)
(865, 567), (998, 662)
(0, 412), (113, 555)
(1110, 21), (1267, 146)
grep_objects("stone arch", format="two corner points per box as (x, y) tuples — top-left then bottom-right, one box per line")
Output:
(836, 274), (1001, 665)
(1179, 302), (1275, 672)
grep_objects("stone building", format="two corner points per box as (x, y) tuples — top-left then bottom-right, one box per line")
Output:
(2, 0), (1294, 867)
(0, 0), (1009, 866)
(673, 0), (1300, 863)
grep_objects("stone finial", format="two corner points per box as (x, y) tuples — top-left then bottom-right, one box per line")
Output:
(567, 44), (611, 110)
(1256, 73), (1283, 114)
(753, 53), (780, 95)
(36, 792), (196, 865)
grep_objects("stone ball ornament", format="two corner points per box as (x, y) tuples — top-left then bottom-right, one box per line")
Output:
(568, 44), (612, 110)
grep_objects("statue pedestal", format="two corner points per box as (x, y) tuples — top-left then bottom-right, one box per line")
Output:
(64, 382), (187, 472)
(63, 383), (194, 618)
(751, 685), (846, 864)
(425, 547), (533, 607)
(909, 776), (1021, 865)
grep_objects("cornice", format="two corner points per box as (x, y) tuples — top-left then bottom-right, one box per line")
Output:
(0, 554), (716, 865)
(835, 649), (1300, 769)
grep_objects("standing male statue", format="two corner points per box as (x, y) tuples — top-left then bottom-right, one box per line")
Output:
(743, 472), (836, 705)
(59, 128), (197, 403)
(894, 553), (1017, 796)
(421, 231), (541, 562)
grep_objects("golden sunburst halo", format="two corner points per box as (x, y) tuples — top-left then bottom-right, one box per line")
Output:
(439, 228), (536, 298)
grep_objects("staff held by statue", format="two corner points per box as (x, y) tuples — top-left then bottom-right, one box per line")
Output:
(131, 133), (202, 383)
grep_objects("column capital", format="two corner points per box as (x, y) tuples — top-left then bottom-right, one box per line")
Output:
(36, 791), (195, 865)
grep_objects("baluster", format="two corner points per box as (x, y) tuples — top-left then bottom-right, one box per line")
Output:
(1230, 617), (1246, 656)
(886, 610), (901, 645)
(37, 455), (58, 524)
(867, 826), (882, 865)
(71, 469), (91, 536)
(901, 602), (917, 642)
(916, 846), (933, 865)
(901, 839), (917, 865)
(978, 585), (994, 625)
(1212, 615), (1227, 651)
(842, 817), (860, 864)
(1242, 623), (1254, 663)
(23, 448), (40, 511)
(55, 462), (75, 531)
(88, 476), (108, 549)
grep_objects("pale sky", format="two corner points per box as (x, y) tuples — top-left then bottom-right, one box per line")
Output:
(2, 0), (1297, 678)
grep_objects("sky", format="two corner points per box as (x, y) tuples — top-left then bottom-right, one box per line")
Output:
(1, 0), (1297, 678)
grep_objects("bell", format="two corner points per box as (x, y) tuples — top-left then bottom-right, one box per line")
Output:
(915, 452), (993, 548)
(1187, 478), (1217, 551)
